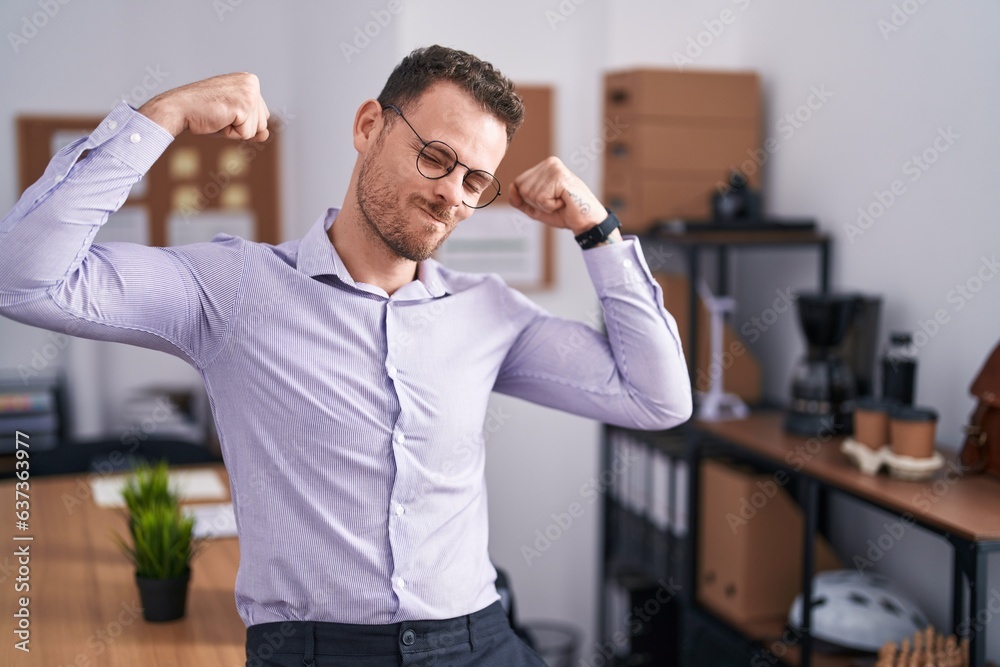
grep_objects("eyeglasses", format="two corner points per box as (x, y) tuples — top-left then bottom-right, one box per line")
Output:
(381, 104), (501, 209)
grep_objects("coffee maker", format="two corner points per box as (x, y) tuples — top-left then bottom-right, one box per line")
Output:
(785, 293), (881, 437)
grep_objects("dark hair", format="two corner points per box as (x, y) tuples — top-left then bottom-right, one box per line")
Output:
(377, 45), (524, 143)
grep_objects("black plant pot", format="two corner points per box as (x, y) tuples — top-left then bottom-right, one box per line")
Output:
(135, 568), (191, 622)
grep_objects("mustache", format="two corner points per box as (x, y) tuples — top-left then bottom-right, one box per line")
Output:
(410, 196), (455, 225)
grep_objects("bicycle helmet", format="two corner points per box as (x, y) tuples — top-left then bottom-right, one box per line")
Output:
(788, 570), (929, 652)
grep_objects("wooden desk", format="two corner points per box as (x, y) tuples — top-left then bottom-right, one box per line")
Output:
(691, 412), (1000, 666)
(1, 464), (245, 667)
(695, 412), (1000, 541)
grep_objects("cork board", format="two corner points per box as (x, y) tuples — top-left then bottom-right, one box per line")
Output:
(17, 114), (282, 247)
(434, 85), (555, 291)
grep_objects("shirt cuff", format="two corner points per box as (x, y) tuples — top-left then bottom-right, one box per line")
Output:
(582, 235), (656, 293)
(87, 100), (175, 174)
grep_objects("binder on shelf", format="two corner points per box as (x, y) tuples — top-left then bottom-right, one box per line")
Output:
(627, 436), (648, 515)
(672, 460), (690, 537)
(603, 579), (632, 658)
(609, 429), (625, 503)
(649, 450), (672, 531)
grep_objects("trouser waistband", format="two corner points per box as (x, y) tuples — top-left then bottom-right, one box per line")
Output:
(246, 600), (509, 662)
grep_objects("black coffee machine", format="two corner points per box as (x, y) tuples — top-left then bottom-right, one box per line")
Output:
(785, 293), (881, 437)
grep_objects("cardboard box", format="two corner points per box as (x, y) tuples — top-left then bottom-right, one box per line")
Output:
(697, 459), (842, 625)
(654, 271), (762, 405)
(606, 169), (722, 231)
(606, 119), (761, 175)
(604, 69), (760, 121)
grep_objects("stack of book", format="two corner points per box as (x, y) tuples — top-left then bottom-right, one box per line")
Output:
(0, 376), (62, 453)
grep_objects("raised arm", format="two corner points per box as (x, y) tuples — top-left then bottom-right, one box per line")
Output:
(495, 157), (692, 430)
(0, 74), (271, 366)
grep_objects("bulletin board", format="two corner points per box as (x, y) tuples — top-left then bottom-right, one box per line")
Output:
(17, 114), (282, 247)
(434, 85), (555, 291)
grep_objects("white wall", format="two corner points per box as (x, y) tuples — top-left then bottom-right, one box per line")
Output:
(3, 0), (998, 661)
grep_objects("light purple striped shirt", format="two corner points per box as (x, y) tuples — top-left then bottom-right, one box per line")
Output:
(0, 102), (691, 626)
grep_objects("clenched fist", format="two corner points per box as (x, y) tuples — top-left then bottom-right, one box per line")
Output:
(138, 72), (270, 142)
(508, 156), (606, 235)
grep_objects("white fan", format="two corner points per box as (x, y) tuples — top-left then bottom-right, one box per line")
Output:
(695, 280), (748, 421)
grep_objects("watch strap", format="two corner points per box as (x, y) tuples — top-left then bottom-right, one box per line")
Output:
(574, 209), (622, 249)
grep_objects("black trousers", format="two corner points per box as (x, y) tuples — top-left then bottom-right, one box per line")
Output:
(245, 601), (547, 666)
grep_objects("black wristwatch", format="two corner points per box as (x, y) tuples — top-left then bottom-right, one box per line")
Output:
(574, 209), (621, 250)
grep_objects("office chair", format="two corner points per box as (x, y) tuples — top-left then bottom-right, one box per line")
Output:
(494, 566), (535, 648)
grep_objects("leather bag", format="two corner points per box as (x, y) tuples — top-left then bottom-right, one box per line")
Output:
(960, 342), (1000, 476)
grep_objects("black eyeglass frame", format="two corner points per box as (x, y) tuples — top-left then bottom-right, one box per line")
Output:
(381, 103), (501, 209)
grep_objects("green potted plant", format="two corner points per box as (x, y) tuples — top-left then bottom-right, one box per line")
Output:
(120, 459), (175, 514)
(113, 461), (201, 622)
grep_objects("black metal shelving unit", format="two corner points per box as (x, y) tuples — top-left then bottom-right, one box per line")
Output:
(638, 223), (830, 382)
(600, 415), (1000, 667)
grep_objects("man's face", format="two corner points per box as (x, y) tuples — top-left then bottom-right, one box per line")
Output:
(355, 82), (508, 262)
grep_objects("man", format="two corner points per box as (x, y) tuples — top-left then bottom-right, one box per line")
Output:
(0, 46), (690, 666)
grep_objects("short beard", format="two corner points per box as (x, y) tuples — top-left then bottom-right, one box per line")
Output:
(355, 135), (456, 263)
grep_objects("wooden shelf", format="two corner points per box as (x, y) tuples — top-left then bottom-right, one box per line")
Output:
(698, 601), (867, 667)
(652, 227), (829, 246)
(695, 411), (1000, 542)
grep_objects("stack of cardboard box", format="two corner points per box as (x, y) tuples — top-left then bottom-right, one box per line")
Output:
(602, 68), (761, 232)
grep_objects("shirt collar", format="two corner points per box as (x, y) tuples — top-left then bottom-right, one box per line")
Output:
(296, 208), (452, 298)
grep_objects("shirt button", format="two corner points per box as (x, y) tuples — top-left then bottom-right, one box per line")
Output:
(107, 120), (118, 130)
(394, 432), (406, 445)
(395, 505), (405, 516)
(130, 133), (141, 144)
(386, 365), (397, 379)
(401, 629), (416, 646)
(622, 259), (633, 269)
(396, 577), (406, 589)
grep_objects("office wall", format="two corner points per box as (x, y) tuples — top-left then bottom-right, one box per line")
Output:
(607, 0), (1000, 659)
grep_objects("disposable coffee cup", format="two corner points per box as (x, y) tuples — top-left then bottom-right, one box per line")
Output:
(889, 406), (938, 459)
(853, 396), (896, 450)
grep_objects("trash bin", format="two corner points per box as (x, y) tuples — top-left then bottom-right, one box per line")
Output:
(522, 621), (581, 667)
